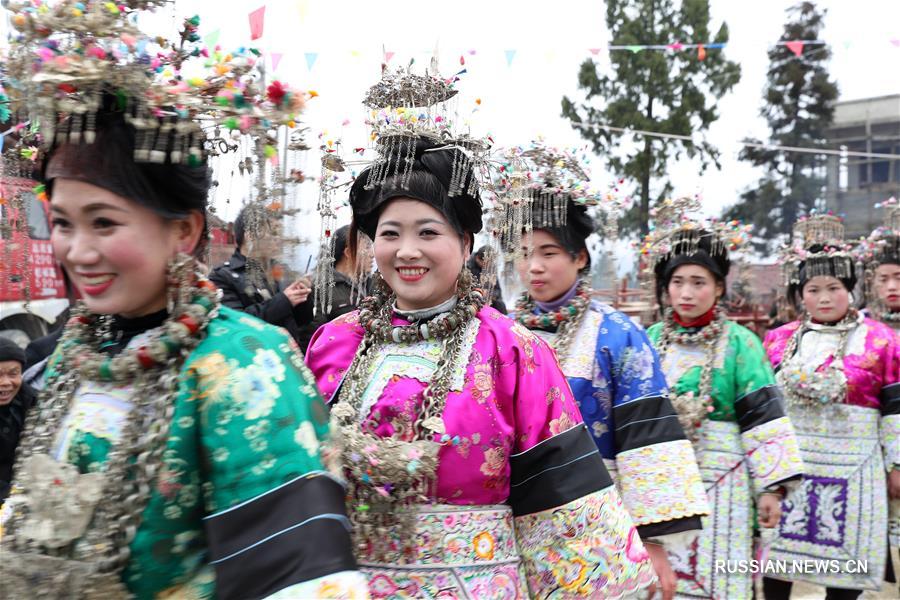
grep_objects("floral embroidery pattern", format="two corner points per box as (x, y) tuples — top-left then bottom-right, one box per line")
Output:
(545, 386), (562, 405)
(295, 422), (320, 457)
(479, 447), (507, 478)
(358, 505), (527, 598)
(516, 488), (654, 598)
(549, 412), (576, 436)
(615, 439), (708, 526)
(42, 307), (331, 598)
(473, 531), (496, 560)
(232, 364), (279, 419)
(510, 322), (539, 373)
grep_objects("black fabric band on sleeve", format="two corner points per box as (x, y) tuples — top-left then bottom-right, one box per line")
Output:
(613, 394), (686, 453)
(734, 385), (786, 433)
(881, 383), (900, 416)
(508, 424), (611, 517)
(638, 515), (703, 540)
(205, 473), (357, 600)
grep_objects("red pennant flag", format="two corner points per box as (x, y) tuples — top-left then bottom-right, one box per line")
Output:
(249, 6), (265, 41)
(786, 41), (804, 56)
(697, 44), (706, 61)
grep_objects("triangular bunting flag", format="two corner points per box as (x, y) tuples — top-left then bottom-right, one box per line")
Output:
(891, 39), (900, 48)
(270, 52), (283, 71)
(626, 45), (642, 53)
(786, 40), (804, 56)
(305, 52), (318, 70)
(589, 48), (602, 55)
(203, 29), (220, 49)
(249, 6), (265, 41)
(668, 42), (684, 51)
(697, 44), (706, 61)
(504, 49), (516, 66)
(384, 50), (395, 63)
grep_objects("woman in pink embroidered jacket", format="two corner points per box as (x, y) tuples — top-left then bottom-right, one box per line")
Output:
(763, 231), (900, 598)
(306, 135), (656, 599)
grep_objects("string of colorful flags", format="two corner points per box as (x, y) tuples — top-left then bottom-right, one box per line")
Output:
(241, 3), (899, 70)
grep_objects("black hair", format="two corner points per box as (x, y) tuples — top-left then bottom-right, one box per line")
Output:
(332, 224), (351, 263)
(654, 231), (730, 308)
(532, 201), (595, 270)
(349, 138), (482, 245)
(788, 243), (857, 305)
(43, 95), (211, 257)
(234, 206), (248, 250)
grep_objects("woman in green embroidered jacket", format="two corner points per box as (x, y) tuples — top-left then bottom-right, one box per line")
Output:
(642, 209), (805, 600)
(0, 95), (366, 598)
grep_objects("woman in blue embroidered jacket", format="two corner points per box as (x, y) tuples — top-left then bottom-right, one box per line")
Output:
(508, 163), (708, 600)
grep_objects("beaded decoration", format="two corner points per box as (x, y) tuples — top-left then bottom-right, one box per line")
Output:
(778, 212), (855, 289)
(776, 309), (860, 408)
(0, 262), (220, 596)
(328, 269), (486, 562)
(654, 306), (728, 442)
(514, 279), (592, 361)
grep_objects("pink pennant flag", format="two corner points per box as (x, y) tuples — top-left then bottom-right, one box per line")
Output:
(270, 52), (283, 71)
(891, 39), (900, 48)
(384, 50), (395, 63)
(785, 40), (804, 56)
(667, 42), (684, 51)
(249, 6), (265, 41)
(588, 48), (601, 55)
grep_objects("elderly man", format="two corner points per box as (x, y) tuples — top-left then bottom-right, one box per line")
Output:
(0, 338), (35, 503)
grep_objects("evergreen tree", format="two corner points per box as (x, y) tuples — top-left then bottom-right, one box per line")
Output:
(724, 2), (838, 250)
(562, 0), (740, 236)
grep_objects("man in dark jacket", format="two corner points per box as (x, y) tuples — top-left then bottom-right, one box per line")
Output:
(297, 225), (373, 351)
(209, 207), (313, 344)
(0, 337), (35, 503)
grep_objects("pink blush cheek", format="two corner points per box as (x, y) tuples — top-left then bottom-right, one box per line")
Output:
(100, 232), (162, 275)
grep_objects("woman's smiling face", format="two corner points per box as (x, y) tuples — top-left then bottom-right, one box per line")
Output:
(374, 198), (470, 310)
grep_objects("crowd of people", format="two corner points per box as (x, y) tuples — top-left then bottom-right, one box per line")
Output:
(2, 2), (900, 600)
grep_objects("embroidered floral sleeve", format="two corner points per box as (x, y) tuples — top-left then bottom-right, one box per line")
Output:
(603, 319), (708, 540)
(305, 311), (365, 404)
(732, 324), (804, 495)
(501, 320), (656, 598)
(763, 321), (801, 369)
(505, 320), (582, 449)
(190, 312), (360, 599)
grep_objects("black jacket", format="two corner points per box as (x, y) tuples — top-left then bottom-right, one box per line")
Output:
(0, 382), (35, 503)
(25, 326), (64, 370)
(298, 269), (364, 352)
(209, 250), (313, 344)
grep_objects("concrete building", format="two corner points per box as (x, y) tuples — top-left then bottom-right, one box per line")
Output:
(824, 94), (900, 238)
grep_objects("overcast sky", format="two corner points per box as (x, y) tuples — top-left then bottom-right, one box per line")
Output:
(167, 0), (899, 232)
(4, 0), (899, 271)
